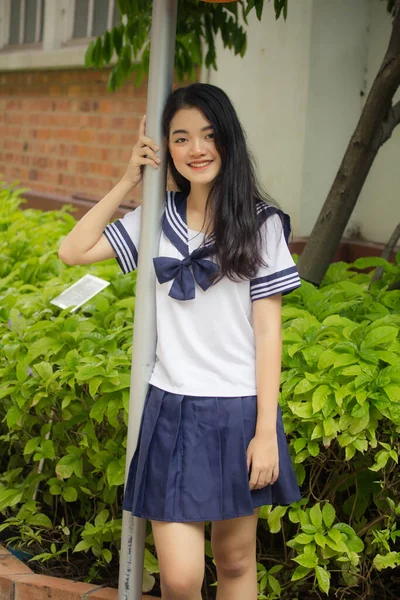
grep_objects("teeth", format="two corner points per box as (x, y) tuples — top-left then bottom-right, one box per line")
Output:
(190, 161), (212, 168)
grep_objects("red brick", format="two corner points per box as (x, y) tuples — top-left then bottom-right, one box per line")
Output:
(0, 555), (32, 576)
(0, 574), (14, 600)
(14, 575), (98, 600)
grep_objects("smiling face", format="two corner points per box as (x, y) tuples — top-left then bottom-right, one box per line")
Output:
(168, 107), (222, 188)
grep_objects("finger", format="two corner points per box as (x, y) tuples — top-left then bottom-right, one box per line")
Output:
(139, 135), (159, 153)
(138, 147), (161, 164)
(140, 157), (159, 169)
(249, 467), (260, 491)
(271, 466), (279, 485)
(255, 471), (267, 490)
(139, 114), (146, 138)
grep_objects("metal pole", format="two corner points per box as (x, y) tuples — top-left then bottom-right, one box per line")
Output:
(118, 2), (178, 600)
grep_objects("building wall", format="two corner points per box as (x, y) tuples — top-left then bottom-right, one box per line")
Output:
(0, 68), (147, 206)
(206, 0), (399, 243)
(353, 0), (400, 244)
(0, 1), (398, 242)
(205, 1), (314, 235)
(300, 0), (369, 237)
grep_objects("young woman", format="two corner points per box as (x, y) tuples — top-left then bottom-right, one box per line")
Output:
(59, 83), (301, 600)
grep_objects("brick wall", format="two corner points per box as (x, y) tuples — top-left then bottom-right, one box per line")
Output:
(0, 68), (149, 206)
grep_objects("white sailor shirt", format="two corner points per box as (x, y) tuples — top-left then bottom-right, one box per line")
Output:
(104, 191), (301, 397)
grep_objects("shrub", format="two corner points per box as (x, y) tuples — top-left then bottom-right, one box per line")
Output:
(0, 182), (399, 598)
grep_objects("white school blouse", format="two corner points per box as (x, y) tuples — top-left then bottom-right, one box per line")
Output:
(104, 191), (301, 397)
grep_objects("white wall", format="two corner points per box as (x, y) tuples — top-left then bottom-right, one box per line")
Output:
(203, 1), (314, 234)
(300, 0), (368, 236)
(205, 0), (399, 244)
(353, 0), (400, 244)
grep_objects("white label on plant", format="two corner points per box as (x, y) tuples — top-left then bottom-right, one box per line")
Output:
(50, 274), (110, 312)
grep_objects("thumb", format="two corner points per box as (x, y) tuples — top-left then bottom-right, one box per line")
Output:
(246, 450), (252, 473)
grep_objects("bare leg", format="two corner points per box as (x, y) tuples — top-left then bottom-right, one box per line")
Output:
(211, 509), (259, 600)
(151, 520), (205, 600)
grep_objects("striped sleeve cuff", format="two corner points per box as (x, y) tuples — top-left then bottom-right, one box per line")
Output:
(250, 266), (301, 301)
(104, 221), (138, 274)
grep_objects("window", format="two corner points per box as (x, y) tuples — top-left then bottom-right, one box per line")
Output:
(71, 0), (119, 40)
(0, 0), (122, 69)
(6, 0), (44, 47)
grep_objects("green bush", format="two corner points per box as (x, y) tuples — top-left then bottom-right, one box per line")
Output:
(0, 182), (399, 598)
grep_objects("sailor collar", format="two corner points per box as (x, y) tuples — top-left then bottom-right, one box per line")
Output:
(153, 191), (290, 301)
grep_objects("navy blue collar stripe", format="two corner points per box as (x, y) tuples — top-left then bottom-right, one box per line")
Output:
(166, 192), (187, 243)
(251, 279), (301, 300)
(170, 191), (188, 239)
(104, 222), (137, 274)
(250, 265), (298, 285)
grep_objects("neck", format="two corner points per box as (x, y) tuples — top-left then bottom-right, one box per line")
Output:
(187, 182), (211, 213)
(186, 183), (213, 233)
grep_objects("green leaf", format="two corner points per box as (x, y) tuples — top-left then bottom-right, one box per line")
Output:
(85, 40), (95, 67)
(63, 487), (78, 502)
(293, 552), (317, 568)
(74, 540), (92, 553)
(315, 565), (330, 594)
(103, 30), (113, 63)
(107, 458), (125, 487)
(327, 528), (342, 545)
(294, 438), (307, 454)
(144, 548), (160, 574)
(373, 551), (400, 571)
(323, 417), (336, 437)
(309, 504), (323, 530)
(314, 533), (326, 548)
(291, 565), (311, 581)
(312, 385), (330, 413)
(384, 384), (400, 402)
(24, 437), (41, 455)
(308, 441), (319, 457)
(95, 509), (110, 527)
(322, 503), (336, 528)
(28, 513), (53, 529)
(267, 505), (288, 533)
(361, 326), (398, 349)
(293, 533), (314, 545)
(102, 548), (112, 563)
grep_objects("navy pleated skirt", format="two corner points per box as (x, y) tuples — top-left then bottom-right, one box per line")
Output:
(122, 385), (301, 522)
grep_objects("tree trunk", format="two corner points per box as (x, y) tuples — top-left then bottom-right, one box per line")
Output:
(298, 0), (400, 286)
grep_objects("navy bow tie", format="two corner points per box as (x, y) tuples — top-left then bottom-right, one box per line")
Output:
(153, 246), (219, 301)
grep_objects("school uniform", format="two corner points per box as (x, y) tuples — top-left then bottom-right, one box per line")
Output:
(104, 191), (302, 522)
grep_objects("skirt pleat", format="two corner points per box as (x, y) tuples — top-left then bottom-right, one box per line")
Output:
(122, 385), (301, 522)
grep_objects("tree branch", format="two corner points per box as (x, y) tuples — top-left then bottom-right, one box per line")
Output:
(376, 99), (400, 147)
(370, 221), (400, 285)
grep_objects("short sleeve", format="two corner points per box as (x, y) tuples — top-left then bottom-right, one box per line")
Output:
(104, 205), (142, 274)
(250, 212), (301, 301)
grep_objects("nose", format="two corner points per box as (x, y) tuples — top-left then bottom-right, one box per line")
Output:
(189, 139), (206, 157)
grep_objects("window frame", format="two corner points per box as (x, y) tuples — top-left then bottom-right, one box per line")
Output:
(0, 0), (119, 70)
(0, 0), (44, 50)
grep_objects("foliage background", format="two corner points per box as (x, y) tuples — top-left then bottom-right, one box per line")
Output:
(0, 184), (400, 598)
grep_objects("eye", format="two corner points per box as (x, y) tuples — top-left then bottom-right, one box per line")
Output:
(174, 138), (186, 143)
(206, 133), (214, 140)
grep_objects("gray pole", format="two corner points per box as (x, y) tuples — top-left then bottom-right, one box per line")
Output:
(118, 2), (178, 599)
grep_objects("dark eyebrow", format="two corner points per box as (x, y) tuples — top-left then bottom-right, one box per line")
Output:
(171, 125), (214, 135)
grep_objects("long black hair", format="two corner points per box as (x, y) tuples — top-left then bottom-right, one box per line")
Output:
(162, 83), (278, 281)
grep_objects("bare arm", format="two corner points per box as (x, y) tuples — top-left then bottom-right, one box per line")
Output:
(253, 293), (282, 437)
(58, 115), (160, 266)
(58, 178), (134, 265)
(247, 293), (283, 490)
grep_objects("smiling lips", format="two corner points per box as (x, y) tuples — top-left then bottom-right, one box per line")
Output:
(188, 160), (214, 170)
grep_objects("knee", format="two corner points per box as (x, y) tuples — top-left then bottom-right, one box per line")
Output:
(161, 571), (202, 599)
(214, 550), (254, 579)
